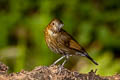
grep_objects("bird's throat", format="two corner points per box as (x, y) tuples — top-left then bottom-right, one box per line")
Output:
(48, 29), (57, 37)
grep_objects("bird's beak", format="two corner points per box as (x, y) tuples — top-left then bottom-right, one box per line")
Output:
(58, 24), (64, 31)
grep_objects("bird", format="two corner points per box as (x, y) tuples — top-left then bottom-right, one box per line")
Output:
(44, 18), (98, 68)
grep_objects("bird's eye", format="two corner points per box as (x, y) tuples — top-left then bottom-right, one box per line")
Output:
(52, 22), (54, 25)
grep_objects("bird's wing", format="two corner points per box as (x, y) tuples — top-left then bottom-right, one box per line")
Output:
(61, 29), (85, 53)
(69, 39), (83, 51)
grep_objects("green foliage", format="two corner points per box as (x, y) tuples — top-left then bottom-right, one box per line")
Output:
(0, 0), (120, 75)
(79, 51), (120, 76)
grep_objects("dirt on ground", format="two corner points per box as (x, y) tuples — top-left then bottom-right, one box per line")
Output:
(0, 62), (120, 80)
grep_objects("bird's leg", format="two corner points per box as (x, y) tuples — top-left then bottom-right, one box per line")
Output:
(58, 55), (69, 73)
(51, 55), (65, 66)
(61, 55), (69, 67)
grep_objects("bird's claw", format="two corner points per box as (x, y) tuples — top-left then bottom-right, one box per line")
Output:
(57, 65), (64, 75)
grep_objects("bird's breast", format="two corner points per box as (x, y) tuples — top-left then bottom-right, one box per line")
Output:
(45, 29), (65, 54)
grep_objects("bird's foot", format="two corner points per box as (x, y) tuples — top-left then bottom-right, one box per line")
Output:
(57, 65), (64, 75)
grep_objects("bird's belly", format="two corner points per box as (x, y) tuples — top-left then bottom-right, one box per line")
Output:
(48, 43), (75, 56)
(46, 37), (65, 55)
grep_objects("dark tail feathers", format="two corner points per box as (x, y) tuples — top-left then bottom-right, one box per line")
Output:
(85, 54), (98, 65)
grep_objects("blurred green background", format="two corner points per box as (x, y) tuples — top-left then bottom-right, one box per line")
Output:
(0, 0), (120, 76)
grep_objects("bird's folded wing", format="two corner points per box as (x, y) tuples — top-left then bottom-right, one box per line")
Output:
(69, 40), (80, 50)
(68, 39), (84, 52)
(61, 29), (85, 52)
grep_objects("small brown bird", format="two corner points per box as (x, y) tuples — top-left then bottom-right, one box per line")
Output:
(44, 18), (98, 67)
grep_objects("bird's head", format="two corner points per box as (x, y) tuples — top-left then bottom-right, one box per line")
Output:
(49, 18), (64, 32)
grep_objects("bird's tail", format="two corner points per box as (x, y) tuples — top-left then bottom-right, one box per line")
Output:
(84, 53), (98, 65)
